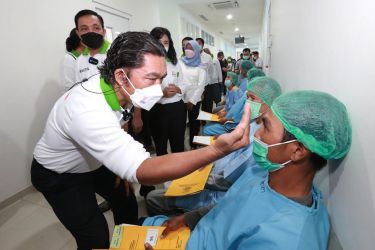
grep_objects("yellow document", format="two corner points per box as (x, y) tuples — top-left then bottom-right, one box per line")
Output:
(192, 136), (216, 146)
(164, 164), (213, 197)
(110, 225), (190, 250)
(196, 111), (220, 122)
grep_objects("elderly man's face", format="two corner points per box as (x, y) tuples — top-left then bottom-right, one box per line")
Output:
(247, 91), (268, 115)
(254, 109), (293, 164)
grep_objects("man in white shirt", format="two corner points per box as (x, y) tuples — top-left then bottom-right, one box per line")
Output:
(235, 48), (253, 74)
(31, 31), (251, 250)
(252, 51), (263, 70)
(196, 38), (217, 113)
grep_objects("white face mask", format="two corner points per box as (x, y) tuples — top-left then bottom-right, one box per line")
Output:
(164, 46), (169, 52)
(121, 70), (163, 111)
(185, 49), (195, 58)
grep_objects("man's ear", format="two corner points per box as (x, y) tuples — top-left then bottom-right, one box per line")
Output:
(114, 68), (127, 87)
(290, 142), (310, 162)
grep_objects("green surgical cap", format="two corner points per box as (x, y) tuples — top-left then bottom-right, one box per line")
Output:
(241, 60), (254, 72)
(227, 72), (239, 86)
(247, 68), (266, 81)
(247, 76), (282, 106)
(271, 90), (352, 159)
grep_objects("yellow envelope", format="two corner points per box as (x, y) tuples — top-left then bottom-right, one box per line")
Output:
(192, 136), (216, 146)
(164, 164), (213, 197)
(196, 111), (220, 122)
(110, 225), (190, 250)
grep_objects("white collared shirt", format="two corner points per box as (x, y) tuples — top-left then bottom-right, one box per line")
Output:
(34, 75), (150, 182)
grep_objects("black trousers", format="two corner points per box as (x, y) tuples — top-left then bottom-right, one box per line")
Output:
(187, 101), (201, 147)
(149, 100), (186, 156)
(202, 83), (222, 113)
(31, 159), (138, 250)
(128, 109), (153, 147)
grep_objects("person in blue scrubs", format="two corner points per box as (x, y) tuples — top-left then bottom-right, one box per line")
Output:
(145, 77), (282, 214)
(144, 90), (352, 250)
(203, 74), (276, 136)
(238, 60), (254, 92)
(222, 72), (243, 111)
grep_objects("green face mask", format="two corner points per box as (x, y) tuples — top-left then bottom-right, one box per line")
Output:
(253, 137), (296, 172)
(247, 99), (262, 120)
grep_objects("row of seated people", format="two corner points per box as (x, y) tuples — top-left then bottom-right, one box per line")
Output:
(139, 74), (352, 250)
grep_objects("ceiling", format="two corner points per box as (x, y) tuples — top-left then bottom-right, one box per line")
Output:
(177, 0), (265, 48)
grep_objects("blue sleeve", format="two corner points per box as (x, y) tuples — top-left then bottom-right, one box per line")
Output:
(226, 93), (246, 118)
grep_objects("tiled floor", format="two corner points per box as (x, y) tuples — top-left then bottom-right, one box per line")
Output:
(0, 128), (194, 250)
(0, 184), (148, 250)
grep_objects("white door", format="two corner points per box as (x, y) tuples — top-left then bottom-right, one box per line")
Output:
(95, 7), (130, 43)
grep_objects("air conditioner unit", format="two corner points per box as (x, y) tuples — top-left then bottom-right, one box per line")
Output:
(209, 1), (239, 10)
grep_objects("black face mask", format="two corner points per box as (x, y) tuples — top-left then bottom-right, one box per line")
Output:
(81, 32), (104, 49)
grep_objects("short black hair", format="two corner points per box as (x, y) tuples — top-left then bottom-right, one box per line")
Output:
(253, 51), (259, 55)
(282, 129), (327, 171)
(196, 38), (205, 47)
(66, 28), (80, 52)
(243, 48), (251, 53)
(182, 36), (193, 42)
(150, 27), (177, 65)
(74, 9), (104, 29)
(99, 32), (165, 84)
(217, 51), (224, 57)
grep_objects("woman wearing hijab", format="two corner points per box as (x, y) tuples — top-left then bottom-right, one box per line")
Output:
(180, 40), (207, 149)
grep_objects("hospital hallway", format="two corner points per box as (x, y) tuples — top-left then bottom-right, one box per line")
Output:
(1, 0), (375, 249)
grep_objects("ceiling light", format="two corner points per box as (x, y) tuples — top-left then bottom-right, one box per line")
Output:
(226, 14), (233, 20)
(235, 27), (239, 32)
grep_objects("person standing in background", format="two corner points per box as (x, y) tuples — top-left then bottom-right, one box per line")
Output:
(252, 51), (263, 70)
(149, 27), (187, 186)
(180, 40), (207, 149)
(201, 47), (222, 113)
(181, 36), (193, 57)
(60, 28), (84, 91)
(73, 9), (109, 83)
(234, 48), (252, 74)
(217, 51), (228, 96)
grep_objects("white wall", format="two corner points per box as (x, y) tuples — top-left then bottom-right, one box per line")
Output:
(268, 0), (375, 249)
(178, 7), (236, 58)
(0, 0), (161, 203)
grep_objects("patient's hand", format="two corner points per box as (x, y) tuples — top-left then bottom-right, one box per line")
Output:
(217, 109), (226, 118)
(144, 215), (188, 250)
(160, 215), (188, 239)
(218, 118), (229, 124)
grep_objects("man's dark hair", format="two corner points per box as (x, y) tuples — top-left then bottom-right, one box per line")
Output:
(99, 32), (165, 84)
(196, 38), (205, 47)
(74, 9), (104, 29)
(217, 51), (224, 58)
(66, 28), (80, 52)
(282, 130), (327, 171)
(253, 51), (259, 55)
(150, 27), (177, 65)
(243, 48), (251, 53)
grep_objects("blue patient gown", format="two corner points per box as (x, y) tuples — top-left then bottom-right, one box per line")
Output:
(202, 93), (247, 136)
(239, 78), (248, 92)
(144, 167), (330, 250)
(172, 122), (261, 210)
(225, 87), (244, 112)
